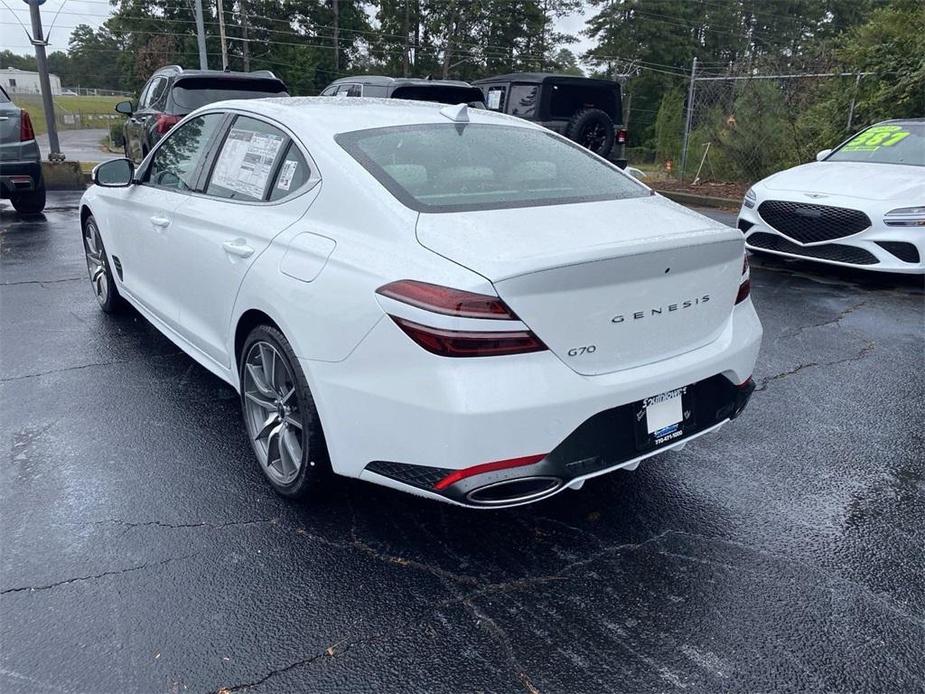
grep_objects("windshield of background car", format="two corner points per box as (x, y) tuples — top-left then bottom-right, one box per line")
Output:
(827, 122), (924, 166)
(336, 123), (646, 213)
(170, 78), (289, 110)
(0, 88), (9, 103)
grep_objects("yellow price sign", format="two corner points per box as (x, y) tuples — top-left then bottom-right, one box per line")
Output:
(842, 125), (911, 152)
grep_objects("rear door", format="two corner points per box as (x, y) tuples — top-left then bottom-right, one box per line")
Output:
(165, 115), (320, 367)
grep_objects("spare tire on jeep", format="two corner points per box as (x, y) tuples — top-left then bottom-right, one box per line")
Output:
(565, 108), (615, 158)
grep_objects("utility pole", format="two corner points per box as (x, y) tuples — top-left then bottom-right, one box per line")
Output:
(193, 0), (208, 69)
(24, 0), (62, 160)
(332, 0), (339, 73)
(846, 72), (862, 132)
(402, 0), (409, 77)
(217, 0), (229, 71)
(679, 56), (697, 180)
(240, 0), (249, 71)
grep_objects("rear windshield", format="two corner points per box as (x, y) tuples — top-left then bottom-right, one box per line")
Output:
(390, 85), (485, 106)
(827, 122), (924, 166)
(170, 78), (288, 111)
(336, 123), (646, 213)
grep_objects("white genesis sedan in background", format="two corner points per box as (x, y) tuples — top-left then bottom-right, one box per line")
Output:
(739, 119), (924, 273)
(81, 98), (761, 508)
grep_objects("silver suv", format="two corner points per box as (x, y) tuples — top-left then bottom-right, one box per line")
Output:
(0, 86), (45, 214)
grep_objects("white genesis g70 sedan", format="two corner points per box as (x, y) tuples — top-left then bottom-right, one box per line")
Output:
(738, 119), (924, 273)
(81, 98), (762, 508)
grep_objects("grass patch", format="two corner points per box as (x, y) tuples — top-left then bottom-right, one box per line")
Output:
(12, 95), (125, 135)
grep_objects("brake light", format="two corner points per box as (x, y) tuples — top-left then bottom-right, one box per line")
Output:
(391, 317), (547, 357)
(154, 113), (181, 134)
(377, 280), (517, 319)
(20, 111), (34, 141)
(434, 453), (546, 490)
(616, 128), (628, 144)
(735, 254), (751, 304)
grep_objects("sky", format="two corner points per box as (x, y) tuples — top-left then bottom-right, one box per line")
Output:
(1, 0), (595, 63)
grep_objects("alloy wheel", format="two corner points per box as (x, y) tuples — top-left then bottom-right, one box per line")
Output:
(580, 123), (606, 151)
(242, 341), (305, 486)
(82, 218), (109, 306)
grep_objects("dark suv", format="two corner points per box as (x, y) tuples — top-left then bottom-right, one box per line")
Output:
(321, 76), (485, 106)
(473, 73), (625, 160)
(116, 66), (289, 163)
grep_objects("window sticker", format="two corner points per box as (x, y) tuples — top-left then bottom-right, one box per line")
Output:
(487, 88), (503, 110)
(211, 127), (284, 199)
(841, 125), (910, 152)
(276, 159), (298, 191)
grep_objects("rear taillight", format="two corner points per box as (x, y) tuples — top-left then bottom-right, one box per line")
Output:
(616, 128), (628, 144)
(20, 111), (35, 141)
(377, 280), (548, 357)
(735, 254), (751, 304)
(154, 113), (181, 134)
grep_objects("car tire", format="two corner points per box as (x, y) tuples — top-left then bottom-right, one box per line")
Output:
(565, 108), (615, 158)
(10, 186), (46, 214)
(81, 213), (123, 313)
(239, 324), (332, 499)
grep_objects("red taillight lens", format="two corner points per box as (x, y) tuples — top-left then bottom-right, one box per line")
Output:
(434, 453), (546, 491)
(377, 279), (517, 320)
(154, 113), (181, 134)
(616, 128), (628, 144)
(735, 254), (751, 304)
(391, 317), (547, 358)
(20, 111), (35, 141)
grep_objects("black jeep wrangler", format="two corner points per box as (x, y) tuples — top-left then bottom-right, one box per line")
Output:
(473, 73), (625, 161)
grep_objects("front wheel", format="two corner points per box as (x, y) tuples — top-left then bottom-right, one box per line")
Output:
(82, 214), (123, 313)
(239, 324), (332, 498)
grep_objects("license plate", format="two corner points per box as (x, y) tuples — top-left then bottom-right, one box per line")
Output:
(634, 387), (693, 450)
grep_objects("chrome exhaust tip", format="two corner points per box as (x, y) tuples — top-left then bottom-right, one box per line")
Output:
(465, 476), (562, 506)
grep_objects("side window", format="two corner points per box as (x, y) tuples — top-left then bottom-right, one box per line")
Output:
(137, 80), (153, 109)
(147, 77), (168, 109)
(485, 86), (506, 112)
(336, 83), (361, 97)
(147, 113), (224, 191)
(320, 86), (338, 96)
(269, 143), (310, 201)
(509, 85), (538, 118)
(205, 116), (287, 202)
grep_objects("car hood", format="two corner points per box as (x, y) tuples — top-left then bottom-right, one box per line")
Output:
(759, 161), (923, 201)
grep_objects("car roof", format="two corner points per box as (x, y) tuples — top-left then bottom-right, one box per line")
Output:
(327, 75), (476, 89)
(200, 96), (536, 137)
(873, 118), (924, 125)
(472, 72), (620, 88)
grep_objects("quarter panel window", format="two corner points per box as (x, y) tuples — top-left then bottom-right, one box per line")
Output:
(485, 86), (506, 111)
(509, 85), (538, 118)
(205, 116), (288, 201)
(147, 113), (224, 191)
(269, 144), (310, 201)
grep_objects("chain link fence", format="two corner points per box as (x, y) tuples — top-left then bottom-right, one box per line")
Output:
(12, 94), (125, 132)
(652, 62), (869, 187)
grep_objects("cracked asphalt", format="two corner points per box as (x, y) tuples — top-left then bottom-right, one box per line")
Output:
(1, 194), (923, 693)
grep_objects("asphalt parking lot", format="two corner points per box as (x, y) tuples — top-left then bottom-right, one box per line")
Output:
(1, 193), (923, 693)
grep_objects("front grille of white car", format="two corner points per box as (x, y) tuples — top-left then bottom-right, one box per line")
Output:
(758, 200), (871, 244)
(747, 232), (878, 265)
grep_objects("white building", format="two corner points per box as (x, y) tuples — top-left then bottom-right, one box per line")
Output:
(0, 68), (62, 96)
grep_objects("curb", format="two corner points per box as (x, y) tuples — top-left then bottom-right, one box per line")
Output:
(653, 188), (740, 210)
(42, 161), (91, 190)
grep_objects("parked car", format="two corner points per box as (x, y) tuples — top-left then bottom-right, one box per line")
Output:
(321, 75), (485, 106)
(473, 73), (626, 160)
(0, 85), (45, 214)
(81, 97), (760, 508)
(739, 118), (924, 273)
(116, 65), (289, 163)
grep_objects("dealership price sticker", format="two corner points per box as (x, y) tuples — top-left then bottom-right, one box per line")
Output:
(211, 127), (284, 199)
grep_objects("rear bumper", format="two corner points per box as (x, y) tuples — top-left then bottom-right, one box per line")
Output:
(0, 160), (42, 198)
(301, 300), (762, 507)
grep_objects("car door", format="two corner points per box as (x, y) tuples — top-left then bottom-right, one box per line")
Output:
(124, 80), (153, 162)
(165, 115), (320, 368)
(117, 112), (227, 330)
(128, 76), (166, 161)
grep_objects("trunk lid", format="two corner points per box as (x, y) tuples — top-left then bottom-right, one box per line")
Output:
(416, 195), (744, 376)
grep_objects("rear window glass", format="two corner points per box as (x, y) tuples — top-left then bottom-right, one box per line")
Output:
(549, 84), (619, 119)
(827, 123), (924, 167)
(336, 123), (646, 213)
(170, 78), (288, 111)
(391, 85), (485, 105)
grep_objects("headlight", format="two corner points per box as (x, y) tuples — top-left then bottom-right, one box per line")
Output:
(884, 207), (925, 227)
(743, 188), (757, 209)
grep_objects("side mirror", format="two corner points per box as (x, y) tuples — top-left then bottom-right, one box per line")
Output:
(815, 148), (832, 161)
(115, 100), (134, 116)
(93, 158), (135, 187)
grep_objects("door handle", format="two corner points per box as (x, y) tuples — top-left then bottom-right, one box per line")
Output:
(150, 216), (170, 228)
(222, 239), (255, 258)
